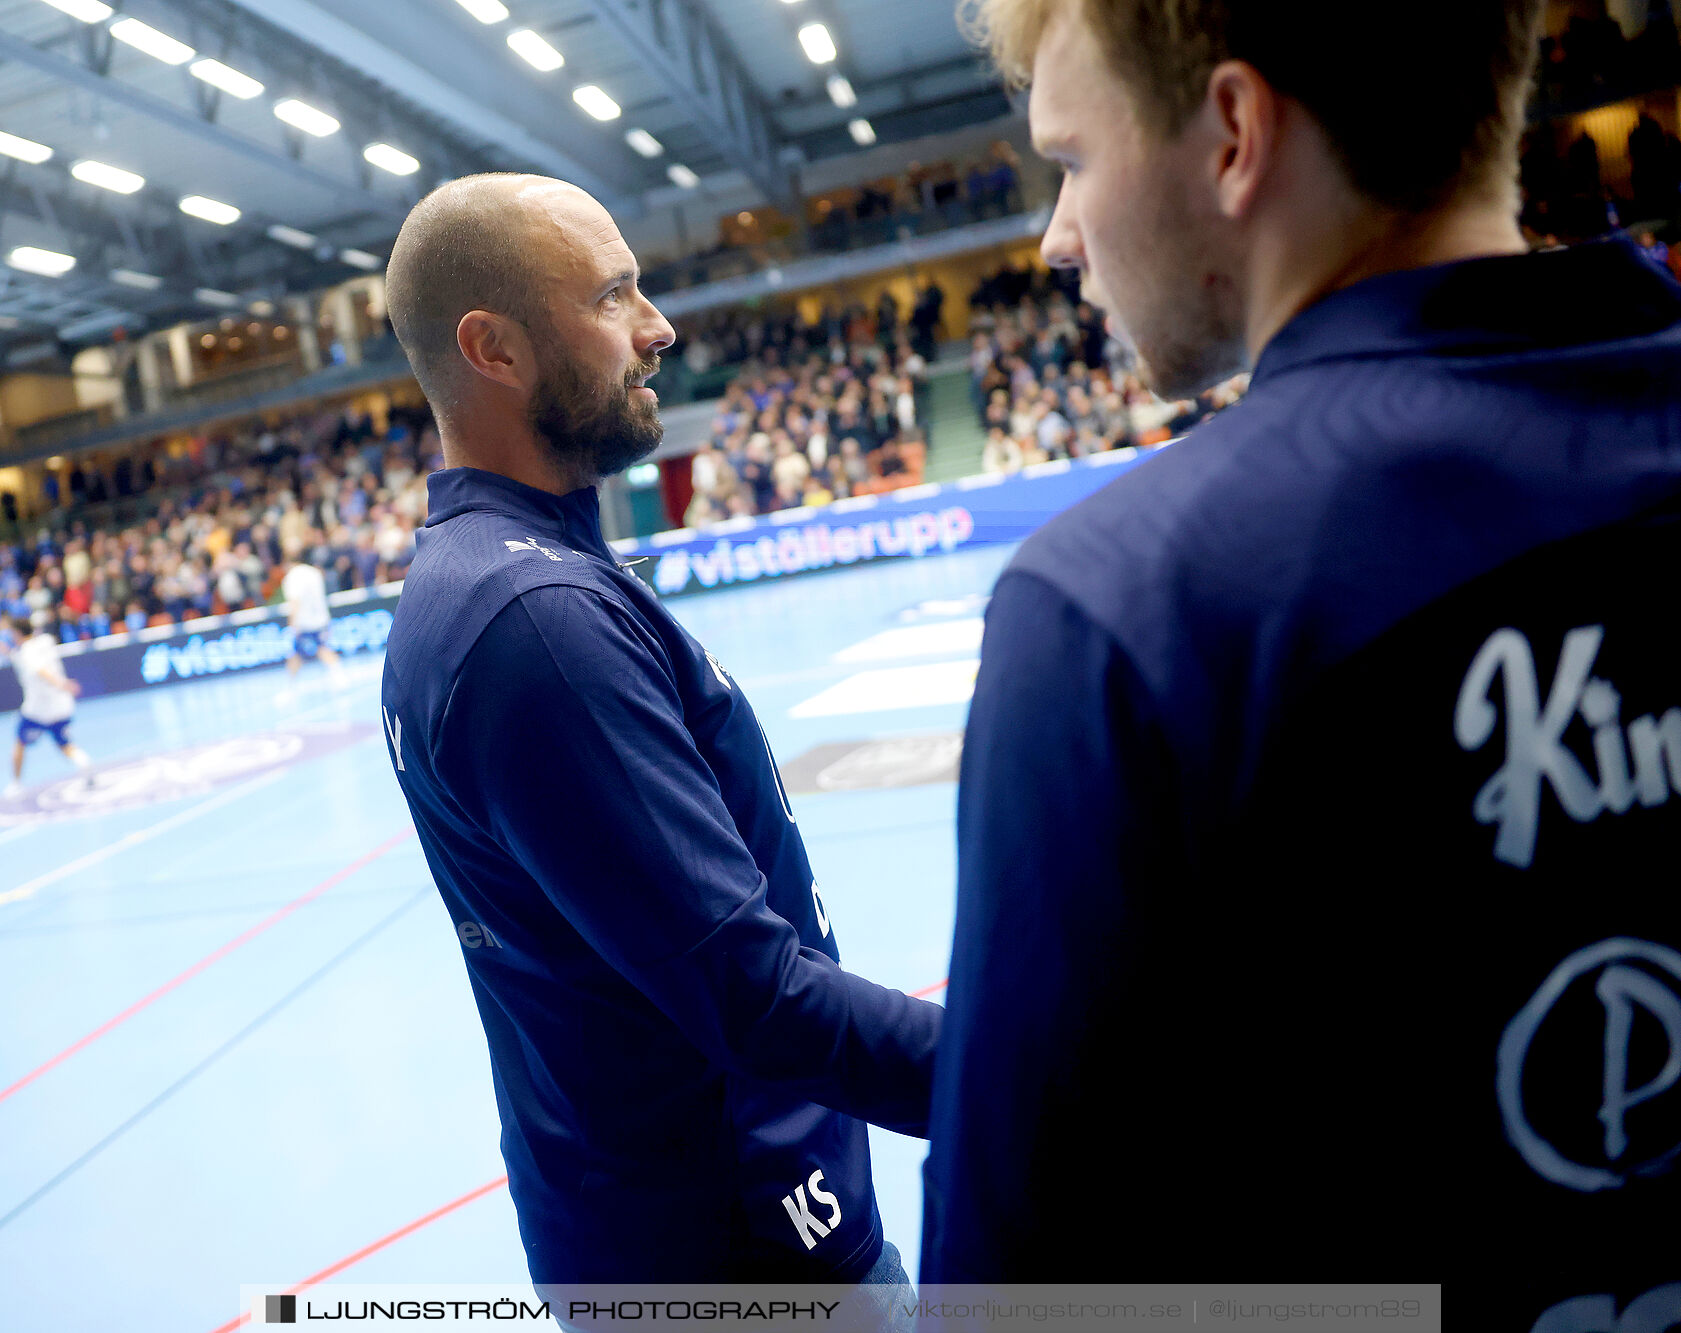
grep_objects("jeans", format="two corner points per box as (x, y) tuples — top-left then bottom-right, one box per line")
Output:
(855, 1241), (917, 1333)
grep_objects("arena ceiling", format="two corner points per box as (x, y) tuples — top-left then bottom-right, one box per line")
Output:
(0, 0), (1005, 359)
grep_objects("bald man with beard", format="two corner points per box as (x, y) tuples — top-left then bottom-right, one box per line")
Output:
(378, 175), (939, 1302)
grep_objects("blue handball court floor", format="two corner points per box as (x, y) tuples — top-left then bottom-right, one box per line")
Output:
(0, 542), (1015, 1333)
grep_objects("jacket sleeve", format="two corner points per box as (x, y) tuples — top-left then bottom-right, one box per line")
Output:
(437, 584), (942, 1137)
(920, 571), (1179, 1280)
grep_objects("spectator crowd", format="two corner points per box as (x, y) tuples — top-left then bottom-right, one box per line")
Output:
(1, 404), (437, 645)
(1533, 1), (1681, 114)
(681, 330), (932, 528)
(671, 280), (945, 386)
(1522, 110), (1681, 245)
(964, 265), (1249, 475)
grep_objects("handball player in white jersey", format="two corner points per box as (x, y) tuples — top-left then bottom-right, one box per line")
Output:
(3, 611), (91, 799)
(277, 558), (346, 702)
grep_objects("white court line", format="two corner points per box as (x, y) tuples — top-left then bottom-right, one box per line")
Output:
(0, 768), (287, 907)
(0, 823), (41, 849)
(832, 619), (985, 664)
(789, 660), (980, 719)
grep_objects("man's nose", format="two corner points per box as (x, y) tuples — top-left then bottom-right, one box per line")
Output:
(640, 297), (676, 355)
(1040, 178), (1084, 274)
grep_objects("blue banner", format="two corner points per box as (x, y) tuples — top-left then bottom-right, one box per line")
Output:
(1, 588), (399, 711)
(3, 448), (1166, 707)
(614, 446), (1156, 599)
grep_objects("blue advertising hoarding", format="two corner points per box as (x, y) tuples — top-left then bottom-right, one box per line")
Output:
(613, 445), (1155, 599)
(0, 588), (399, 711)
(3, 445), (1162, 707)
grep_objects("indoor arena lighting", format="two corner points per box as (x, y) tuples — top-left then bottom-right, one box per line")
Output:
(454, 0), (509, 22)
(797, 23), (837, 64)
(507, 29), (564, 71)
(39, 0), (112, 24)
(180, 194), (241, 225)
(848, 118), (876, 146)
(266, 224), (317, 249)
(625, 128), (663, 158)
(0, 130), (53, 164)
(572, 85), (621, 121)
(667, 163), (699, 189)
(274, 99), (340, 137)
(189, 59), (265, 99)
(826, 75), (856, 108)
(109, 17), (196, 65)
(111, 268), (163, 290)
(194, 287), (240, 307)
(364, 143), (420, 176)
(71, 159), (145, 193)
(340, 248), (381, 270)
(7, 246), (76, 277)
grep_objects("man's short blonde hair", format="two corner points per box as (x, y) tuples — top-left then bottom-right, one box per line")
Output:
(961, 0), (1544, 212)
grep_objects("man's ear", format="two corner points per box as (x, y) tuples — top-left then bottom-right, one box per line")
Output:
(1206, 60), (1279, 222)
(456, 310), (533, 393)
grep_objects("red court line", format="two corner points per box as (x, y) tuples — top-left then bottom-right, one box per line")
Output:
(206, 1174), (511, 1333)
(0, 826), (417, 1107)
(910, 978), (948, 998)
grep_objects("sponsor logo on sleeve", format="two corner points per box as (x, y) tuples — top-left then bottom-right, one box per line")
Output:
(505, 536), (565, 563)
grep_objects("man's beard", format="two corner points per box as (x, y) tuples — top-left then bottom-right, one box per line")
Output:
(528, 341), (664, 480)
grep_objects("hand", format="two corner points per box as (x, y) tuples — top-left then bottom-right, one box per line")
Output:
(65, 679), (82, 698)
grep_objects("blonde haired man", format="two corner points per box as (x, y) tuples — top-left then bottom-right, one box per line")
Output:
(927, 0), (1681, 1316)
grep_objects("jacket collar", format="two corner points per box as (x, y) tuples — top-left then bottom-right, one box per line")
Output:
(425, 467), (614, 562)
(1252, 235), (1681, 386)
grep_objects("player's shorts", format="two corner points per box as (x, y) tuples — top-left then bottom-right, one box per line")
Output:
(292, 630), (324, 658)
(17, 715), (72, 747)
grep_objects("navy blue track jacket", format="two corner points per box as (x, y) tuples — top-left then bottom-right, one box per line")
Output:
(923, 238), (1681, 1315)
(380, 467), (942, 1282)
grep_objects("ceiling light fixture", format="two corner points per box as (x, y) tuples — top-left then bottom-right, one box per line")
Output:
(667, 164), (699, 189)
(572, 85), (621, 121)
(111, 268), (163, 290)
(180, 195), (241, 225)
(625, 128), (663, 158)
(363, 143), (419, 176)
(507, 29), (564, 71)
(826, 75), (856, 108)
(108, 17), (196, 65)
(7, 246), (76, 277)
(848, 117), (876, 146)
(189, 59), (265, 99)
(0, 130), (53, 164)
(71, 159), (145, 193)
(273, 99), (340, 137)
(797, 23), (837, 64)
(454, 0), (509, 21)
(266, 224), (318, 249)
(38, 0), (113, 22)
